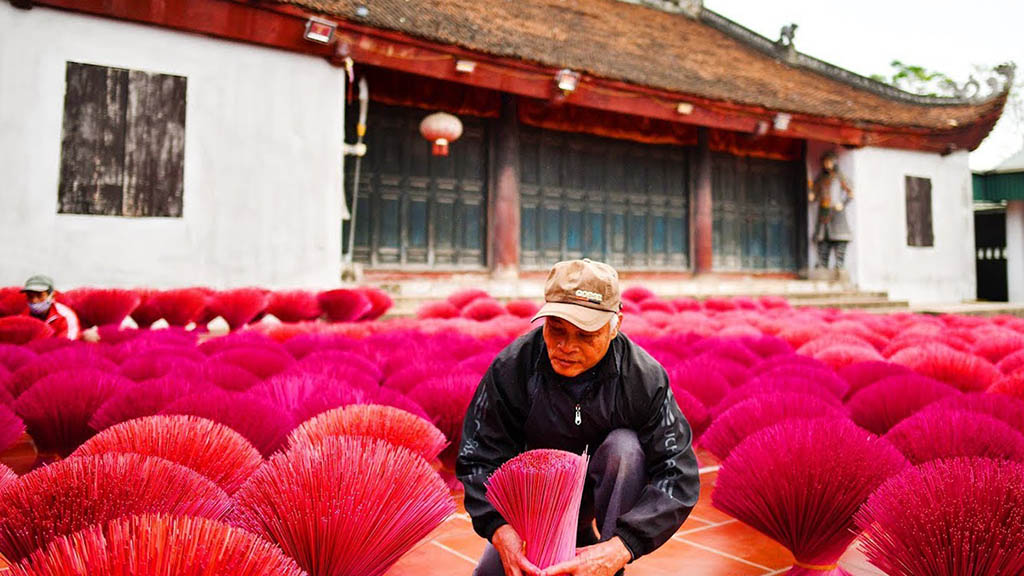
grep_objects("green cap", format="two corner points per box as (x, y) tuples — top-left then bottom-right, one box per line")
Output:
(21, 274), (55, 293)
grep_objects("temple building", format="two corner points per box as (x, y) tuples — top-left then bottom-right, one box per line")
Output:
(0, 0), (1011, 303)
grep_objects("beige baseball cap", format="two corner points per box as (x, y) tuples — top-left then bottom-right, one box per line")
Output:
(531, 259), (621, 332)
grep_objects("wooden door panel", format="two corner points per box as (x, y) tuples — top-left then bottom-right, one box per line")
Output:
(520, 126), (689, 269)
(713, 154), (799, 271)
(58, 63), (129, 216)
(346, 104), (487, 268)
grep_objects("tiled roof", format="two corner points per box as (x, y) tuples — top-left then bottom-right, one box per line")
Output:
(281, 0), (1006, 132)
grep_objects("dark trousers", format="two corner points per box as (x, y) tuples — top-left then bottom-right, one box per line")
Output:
(816, 239), (848, 269)
(473, 429), (646, 576)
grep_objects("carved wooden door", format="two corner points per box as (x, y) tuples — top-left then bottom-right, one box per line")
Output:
(345, 104), (487, 268)
(712, 154), (799, 271)
(519, 126), (689, 270)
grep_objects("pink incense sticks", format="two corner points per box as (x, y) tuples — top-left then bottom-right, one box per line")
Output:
(485, 449), (590, 569)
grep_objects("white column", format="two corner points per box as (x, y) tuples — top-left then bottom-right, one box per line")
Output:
(1008, 201), (1024, 303)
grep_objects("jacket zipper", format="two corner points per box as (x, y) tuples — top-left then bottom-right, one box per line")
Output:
(574, 404), (582, 426)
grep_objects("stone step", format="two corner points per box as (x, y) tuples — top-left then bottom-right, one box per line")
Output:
(386, 293), (905, 316)
(367, 276), (867, 301)
(366, 274), (909, 316)
(386, 289), (889, 303)
(790, 295), (909, 310)
(378, 282), (882, 301)
(909, 302), (1024, 317)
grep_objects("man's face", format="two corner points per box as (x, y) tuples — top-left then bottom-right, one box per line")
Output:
(24, 290), (51, 305)
(542, 315), (620, 378)
(823, 157), (836, 172)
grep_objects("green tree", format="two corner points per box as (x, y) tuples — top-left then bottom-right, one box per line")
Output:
(870, 60), (958, 97)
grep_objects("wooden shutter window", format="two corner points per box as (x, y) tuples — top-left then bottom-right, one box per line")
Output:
(58, 63), (129, 216)
(518, 126), (690, 269)
(58, 62), (186, 218)
(905, 176), (934, 247)
(123, 70), (187, 217)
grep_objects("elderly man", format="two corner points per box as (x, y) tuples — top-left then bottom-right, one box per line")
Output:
(21, 274), (79, 340)
(457, 259), (699, 576)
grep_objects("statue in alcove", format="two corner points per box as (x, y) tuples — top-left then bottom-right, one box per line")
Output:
(809, 150), (853, 280)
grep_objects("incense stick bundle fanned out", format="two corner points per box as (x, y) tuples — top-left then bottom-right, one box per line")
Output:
(63, 288), (141, 330)
(855, 457), (1024, 576)
(0, 404), (25, 454)
(0, 463), (16, 492)
(231, 435), (454, 576)
(485, 449), (589, 569)
(204, 288), (269, 331)
(0, 317), (52, 345)
(10, 514), (306, 576)
(0, 453), (231, 563)
(72, 415), (263, 495)
(288, 404), (447, 461)
(713, 419), (908, 576)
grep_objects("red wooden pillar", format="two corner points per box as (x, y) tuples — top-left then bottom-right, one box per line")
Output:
(492, 94), (521, 278)
(693, 127), (713, 273)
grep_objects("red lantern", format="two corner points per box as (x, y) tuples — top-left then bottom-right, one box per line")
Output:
(419, 112), (463, 156)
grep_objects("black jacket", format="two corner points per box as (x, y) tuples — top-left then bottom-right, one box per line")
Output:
(455, 327), (700, 560)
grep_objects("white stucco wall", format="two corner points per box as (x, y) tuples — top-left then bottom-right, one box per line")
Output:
(812, 144), (975, 304)
(0, 5), (346, 289)
(1007, 200), (1024, 303)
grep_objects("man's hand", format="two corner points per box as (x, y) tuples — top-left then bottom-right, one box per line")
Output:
(808, 192), (816, 203)
(835, 202), (844, 212)
(540, 537), (632, 576)
(492, 525), (542, 576)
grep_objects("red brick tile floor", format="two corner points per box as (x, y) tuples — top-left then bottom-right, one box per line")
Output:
(0, 439), (884, 576)
(389, 448), (886, 576)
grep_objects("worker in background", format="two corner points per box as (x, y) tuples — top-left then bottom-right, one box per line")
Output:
(21, 275), (80, 339)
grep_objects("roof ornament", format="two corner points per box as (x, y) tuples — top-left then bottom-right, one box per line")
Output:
(943, 63), (1017, 101)
(946, 77), (982, 100)
(675, 0), (703, 18)
(775, 23), (798, 62)
(628, 0), (702, 18)
(776, 23), (798, 47)
(992, 63), (1017, 94)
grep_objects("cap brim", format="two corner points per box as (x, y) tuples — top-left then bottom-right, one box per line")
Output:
(531, 302), (615, 332)
(20, 284), (51, 293)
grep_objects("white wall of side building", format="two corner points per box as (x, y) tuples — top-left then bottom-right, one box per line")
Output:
(1007, 200), (1024, 303)
(0, 5), (346, 289)
(837, 145), (975, 303)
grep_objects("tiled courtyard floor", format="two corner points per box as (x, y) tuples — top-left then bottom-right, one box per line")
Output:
(0, 440), (883, 576)
(389, 449), (885, 576)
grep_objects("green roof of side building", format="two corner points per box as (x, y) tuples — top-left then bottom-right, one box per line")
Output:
(974, 148), (1024, 201)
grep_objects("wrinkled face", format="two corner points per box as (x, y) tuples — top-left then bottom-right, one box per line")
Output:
(24, 290), (51, 305)
(542, 315), (620, 378)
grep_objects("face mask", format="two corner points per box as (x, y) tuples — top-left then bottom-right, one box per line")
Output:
(28, 299), (53, 316)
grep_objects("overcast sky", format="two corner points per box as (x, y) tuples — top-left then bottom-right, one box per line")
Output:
(703, 0), (1023, 170)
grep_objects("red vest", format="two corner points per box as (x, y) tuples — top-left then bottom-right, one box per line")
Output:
(26, 302), (80, 340)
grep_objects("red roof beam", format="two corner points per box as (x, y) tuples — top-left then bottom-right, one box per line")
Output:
(266, 3), (999, 153)
(26, 0), (336, 59)
(24, 0), (1003, 153)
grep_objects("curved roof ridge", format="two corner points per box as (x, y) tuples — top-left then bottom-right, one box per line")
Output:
(280, 0), (1008, 137)
(696, 7), (1014, 107)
